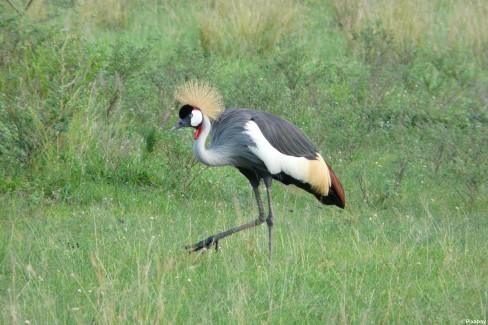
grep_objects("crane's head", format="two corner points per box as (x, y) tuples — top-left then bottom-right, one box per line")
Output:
(171, 105), (203, 131)
(171, 80), (224, 136)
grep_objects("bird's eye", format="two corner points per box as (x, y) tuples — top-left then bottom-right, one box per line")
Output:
(189, 113), (193, 118)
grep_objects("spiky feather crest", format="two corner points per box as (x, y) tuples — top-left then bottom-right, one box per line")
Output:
(174, 80), (225, 120)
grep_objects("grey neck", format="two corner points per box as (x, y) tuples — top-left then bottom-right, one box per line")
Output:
(193, 116), (231, 167)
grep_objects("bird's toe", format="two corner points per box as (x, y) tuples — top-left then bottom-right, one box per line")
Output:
(185, 236), (218, 253)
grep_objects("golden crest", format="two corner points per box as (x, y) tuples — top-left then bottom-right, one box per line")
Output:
(174, 80), (225, 120)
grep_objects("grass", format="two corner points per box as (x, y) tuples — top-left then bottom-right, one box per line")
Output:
(196, 0), (301, 57)
(331, 0), (488, 64)
(2, 181), (487, 323)
(1, 0), (488, 323)
(1, 183), (486, 323)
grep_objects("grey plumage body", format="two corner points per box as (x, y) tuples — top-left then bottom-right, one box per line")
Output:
(196, 108), (318, 175)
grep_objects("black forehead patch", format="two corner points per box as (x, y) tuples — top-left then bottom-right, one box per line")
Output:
(179, 105), (193, 118)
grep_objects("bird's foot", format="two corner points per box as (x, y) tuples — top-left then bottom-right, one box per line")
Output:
(185, 236), (219, 253)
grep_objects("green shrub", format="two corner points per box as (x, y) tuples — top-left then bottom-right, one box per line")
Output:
(0, 18), (98, 172)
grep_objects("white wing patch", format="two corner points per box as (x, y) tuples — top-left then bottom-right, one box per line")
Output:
(244, 121), (311, 183)
(244, 121), (331, 196)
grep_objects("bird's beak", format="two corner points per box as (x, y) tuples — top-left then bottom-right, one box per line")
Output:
(171, 120), (184, 131)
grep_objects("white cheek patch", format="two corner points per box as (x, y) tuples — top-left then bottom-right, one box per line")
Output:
(191, 109), (203, 127)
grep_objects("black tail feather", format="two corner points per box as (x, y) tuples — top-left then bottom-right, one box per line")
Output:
(273, 170), (345, 209)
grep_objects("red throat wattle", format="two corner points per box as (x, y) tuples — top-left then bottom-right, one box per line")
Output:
(194, 126), (202, 140)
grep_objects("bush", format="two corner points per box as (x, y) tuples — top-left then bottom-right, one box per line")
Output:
(1, 18), (99, 171)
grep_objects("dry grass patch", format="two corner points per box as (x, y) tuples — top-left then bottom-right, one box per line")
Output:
(196, 0), (301, 57)
(74, 0), (132, 30)
(331, 0), (488, 62)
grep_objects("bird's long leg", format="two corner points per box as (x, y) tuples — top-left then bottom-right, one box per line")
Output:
(185, 183), (267, 253)
(263, 177), (274, 261)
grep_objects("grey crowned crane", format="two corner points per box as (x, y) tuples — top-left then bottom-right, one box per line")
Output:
(172, 81), (345, 258)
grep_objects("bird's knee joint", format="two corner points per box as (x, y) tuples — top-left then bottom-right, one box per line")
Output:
(266, 216), (273, 226)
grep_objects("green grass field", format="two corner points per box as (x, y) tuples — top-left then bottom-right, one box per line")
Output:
(1, 0), (487, 323)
